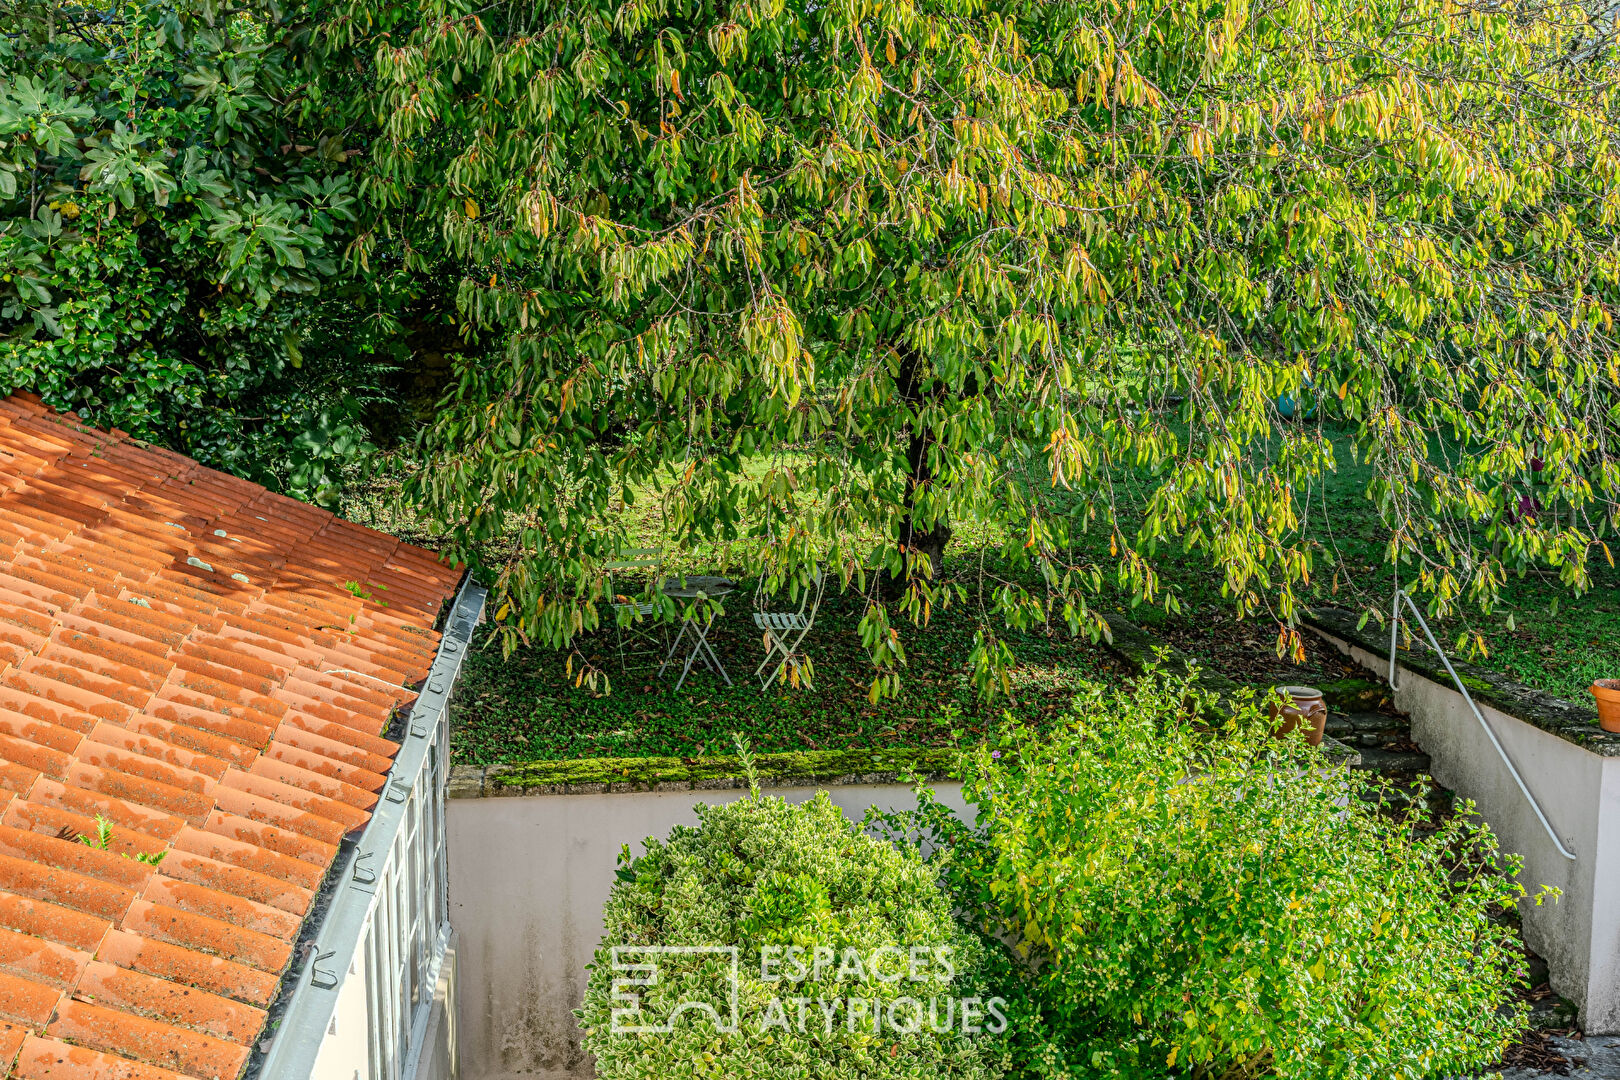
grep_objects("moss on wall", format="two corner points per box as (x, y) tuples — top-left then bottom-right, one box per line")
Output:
(484, 746), (961, 789)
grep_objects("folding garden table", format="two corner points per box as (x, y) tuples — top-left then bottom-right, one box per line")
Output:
(656, 575), (735, 690)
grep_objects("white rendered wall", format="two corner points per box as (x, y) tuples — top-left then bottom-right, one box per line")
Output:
(1313, 627), (1620, 1032)
(305, 919), (461, 1080)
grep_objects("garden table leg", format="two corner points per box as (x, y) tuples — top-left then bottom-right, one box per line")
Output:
(692, 617), (731, 686)
(667, 612), (732, 690)
(657, 620), (693, 679)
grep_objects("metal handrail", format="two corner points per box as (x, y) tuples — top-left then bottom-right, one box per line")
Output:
(1387, 586), (1576, 861)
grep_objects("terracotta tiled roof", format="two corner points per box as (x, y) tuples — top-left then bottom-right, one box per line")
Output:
(0, 394), (462, 1080)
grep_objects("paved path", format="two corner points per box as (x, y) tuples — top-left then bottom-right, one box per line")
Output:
(1499, 1036), (1620, 1079)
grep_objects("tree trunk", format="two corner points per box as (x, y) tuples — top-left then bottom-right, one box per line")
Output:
(897, 425), (952, 583)
(881, 345), (953, 600)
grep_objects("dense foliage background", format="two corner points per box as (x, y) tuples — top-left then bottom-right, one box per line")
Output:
(0, 0), (400, 502)
(311, 0), (1620, 695)
(3, 0), (1618, 693)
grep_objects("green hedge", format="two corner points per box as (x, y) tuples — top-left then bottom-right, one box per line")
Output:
(578, 789), (1010, 1079)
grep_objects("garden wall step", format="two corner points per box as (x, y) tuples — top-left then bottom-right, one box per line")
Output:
(1349, 747), (1432, 773)
(1324, 711), (1406, 737)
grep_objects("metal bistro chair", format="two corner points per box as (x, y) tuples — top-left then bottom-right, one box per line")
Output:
(605, 549), (666, 672)
(752, 567), (825, 690)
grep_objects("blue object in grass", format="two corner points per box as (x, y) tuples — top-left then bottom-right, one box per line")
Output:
(1276, 375), (1318, 419)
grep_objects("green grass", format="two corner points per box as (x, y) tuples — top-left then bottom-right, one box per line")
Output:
(1073, 425), (1620, 704)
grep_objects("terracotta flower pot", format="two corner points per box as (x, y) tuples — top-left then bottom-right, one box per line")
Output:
(1269, 685), (1328, 747)
(1592, 680), (1620, 734)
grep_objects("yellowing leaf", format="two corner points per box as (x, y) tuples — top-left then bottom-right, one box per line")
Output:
(464, 198), (479, 219)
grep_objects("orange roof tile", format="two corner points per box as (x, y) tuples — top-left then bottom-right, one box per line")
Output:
(13, 1035), (184, 1080)
(0, 925), (91, 988)
(0, 394), (462, 1080)
(46, 1000), (249, 1080)
(0, 1023), (24, 1074)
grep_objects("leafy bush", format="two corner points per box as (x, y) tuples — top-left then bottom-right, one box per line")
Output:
(578, 780), (1010, 1079)
(900, 670), (1534, 1080)
(0, 0), (393, 502)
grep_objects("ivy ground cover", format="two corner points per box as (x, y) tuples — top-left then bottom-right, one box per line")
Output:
(445, 584), (1127, 765)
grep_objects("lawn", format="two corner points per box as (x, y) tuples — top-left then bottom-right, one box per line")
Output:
(340, 419), (1618, 767)
(1075, 425), (1620, 704)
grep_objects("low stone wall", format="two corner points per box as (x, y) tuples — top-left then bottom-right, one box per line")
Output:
(1304, 606), (1620, 1033)
(445, 768), (967, 1080)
